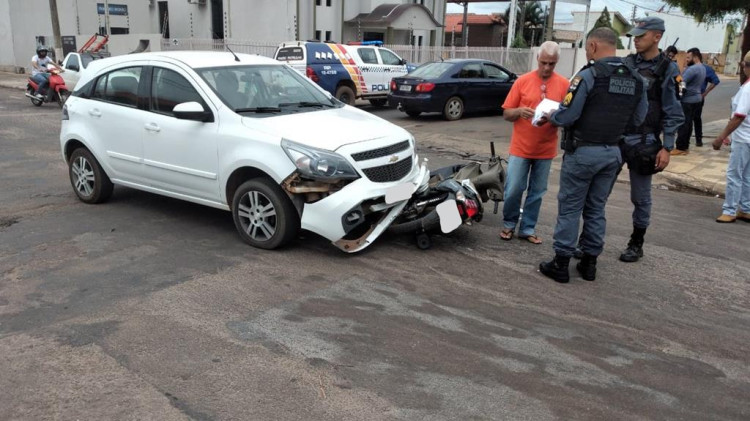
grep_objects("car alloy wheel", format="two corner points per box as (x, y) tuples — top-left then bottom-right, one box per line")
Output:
(443, 96), (464, 121)
(68, 148), (114, 204)
(232, 178), (299, 249)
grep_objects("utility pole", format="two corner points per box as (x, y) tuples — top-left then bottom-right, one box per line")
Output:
(48, 0), (63, 61)
(540, 5), (548, 44)
(461, 1), (469, 47)
(545, 0), (556, 41)
(627, 4), (636, 50)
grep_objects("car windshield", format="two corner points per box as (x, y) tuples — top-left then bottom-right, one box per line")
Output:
(409, 62), (454, 79)
(197, 65), (339, 116)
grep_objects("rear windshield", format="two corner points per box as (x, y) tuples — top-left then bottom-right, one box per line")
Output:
(276, 47), (304, 61)
(409, 62), (454, 79)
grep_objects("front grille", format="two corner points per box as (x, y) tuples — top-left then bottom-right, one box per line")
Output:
(362, 156), (413, 183)
(351, 140), (410, 162)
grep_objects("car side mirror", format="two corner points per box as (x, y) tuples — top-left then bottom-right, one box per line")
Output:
(173, 101), (213, 122)
(67, 64), (80, 72)
(400, 59), (407, 65)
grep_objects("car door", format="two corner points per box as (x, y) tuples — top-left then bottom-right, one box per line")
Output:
(355, 47), (383, 95)
(377, 48), (407, 94)
(483, 63), (514, 111)
(61, 53), (82, 90)
(142, 64), (220, 201)
(457, 62), (490, 111)
(85, 64), (148, 183)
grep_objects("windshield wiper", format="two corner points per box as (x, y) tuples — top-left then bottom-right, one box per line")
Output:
(234, 106), (282, 113)
(278, 101), (334, 108)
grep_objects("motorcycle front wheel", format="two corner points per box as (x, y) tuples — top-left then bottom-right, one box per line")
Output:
(57, 90), (70, 108)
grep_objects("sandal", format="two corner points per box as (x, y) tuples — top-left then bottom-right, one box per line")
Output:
(499, 228), (514, 241)
(519, 234), (543, 244)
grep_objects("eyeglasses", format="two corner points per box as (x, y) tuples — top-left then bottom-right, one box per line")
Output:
(540, 83), (547, 100)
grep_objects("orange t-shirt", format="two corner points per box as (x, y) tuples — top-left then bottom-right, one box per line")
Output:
(502, 71), (569, 159)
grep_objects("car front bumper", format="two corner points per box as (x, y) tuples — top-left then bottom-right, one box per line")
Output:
(299, 160), (430, 253)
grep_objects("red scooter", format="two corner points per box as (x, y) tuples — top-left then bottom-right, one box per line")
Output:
(25, 64), (70, 108)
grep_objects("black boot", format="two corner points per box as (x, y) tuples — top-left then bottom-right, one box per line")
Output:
(540, 255), (570, 283)
(620, 227), (646, 263)
(576, 254), (597, 281)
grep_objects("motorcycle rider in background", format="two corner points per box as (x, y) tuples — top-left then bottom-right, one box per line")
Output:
(30, 46), (61, 99)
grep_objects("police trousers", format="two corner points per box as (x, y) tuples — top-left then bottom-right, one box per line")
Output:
(622, 135), (657, 229)
(553, 145), (622, 257)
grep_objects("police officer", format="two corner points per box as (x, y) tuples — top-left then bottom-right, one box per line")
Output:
(538, 27), (648, 283)
(619, 17), (685, 263)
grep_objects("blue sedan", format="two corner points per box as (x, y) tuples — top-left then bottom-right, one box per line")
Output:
(388, 59), (517, 120)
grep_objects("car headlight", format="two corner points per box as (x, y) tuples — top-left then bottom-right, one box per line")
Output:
(281, 138), (360, 180)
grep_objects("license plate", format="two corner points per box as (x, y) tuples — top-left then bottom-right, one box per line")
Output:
(398, 85), (412, 92)
(385, 182), (412, 204)
(436, 200), (462, 233)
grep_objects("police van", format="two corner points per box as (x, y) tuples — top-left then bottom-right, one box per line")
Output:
(274, 40), (414, 106)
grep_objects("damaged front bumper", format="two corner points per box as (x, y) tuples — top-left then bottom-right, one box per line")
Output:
(289, 161), (431, 253)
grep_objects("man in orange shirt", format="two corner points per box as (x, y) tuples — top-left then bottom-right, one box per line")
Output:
(499, 41), (569, 244)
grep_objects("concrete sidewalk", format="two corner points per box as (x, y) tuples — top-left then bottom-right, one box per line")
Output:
(0, 70), (733, 196)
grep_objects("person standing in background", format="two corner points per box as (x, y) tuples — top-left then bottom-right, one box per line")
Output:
(672, 48), (706, 154)
(693, 61), (721, 148)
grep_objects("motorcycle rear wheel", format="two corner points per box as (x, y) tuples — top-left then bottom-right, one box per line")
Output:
(28, 88), (43, 107)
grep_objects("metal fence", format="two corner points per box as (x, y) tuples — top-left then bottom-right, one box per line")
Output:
(160, 39), (537, 75)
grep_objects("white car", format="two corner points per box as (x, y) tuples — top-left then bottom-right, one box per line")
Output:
(59, 52), (108, 89)
(60, 51), (430, 252)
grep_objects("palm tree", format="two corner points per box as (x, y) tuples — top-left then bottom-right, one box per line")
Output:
(505, 1), (548, 47)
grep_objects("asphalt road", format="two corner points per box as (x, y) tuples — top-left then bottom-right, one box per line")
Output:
(1, 87), (748, 420)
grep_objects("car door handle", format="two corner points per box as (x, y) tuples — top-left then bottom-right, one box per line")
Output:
(144, 123), (161, 133)
(88, 109), (102, 118)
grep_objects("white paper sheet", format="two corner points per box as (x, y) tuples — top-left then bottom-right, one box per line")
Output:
(532, 98), (560, 127)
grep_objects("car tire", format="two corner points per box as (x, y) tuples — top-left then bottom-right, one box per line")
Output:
(368, 98), (387, 107)
(405, 110), (421, 118)
(68, 147), (114, 204)
(335, 85), (356, 106)
(232, 178), (300, 250)
(443, 96), (464, 121)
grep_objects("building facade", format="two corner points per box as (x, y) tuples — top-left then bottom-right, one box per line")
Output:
(0, 0), (446, 71)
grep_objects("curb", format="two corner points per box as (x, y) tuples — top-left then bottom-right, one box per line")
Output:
(0, 81), (26, 90)
(660, 171), (725, 196)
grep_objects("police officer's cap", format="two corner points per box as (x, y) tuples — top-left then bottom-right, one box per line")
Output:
(626, 17), (665, 37)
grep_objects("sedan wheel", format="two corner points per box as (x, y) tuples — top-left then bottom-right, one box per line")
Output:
(443, 96), (464, 121)
(68, 148), (114, 204)
(232, 179), (299, 249)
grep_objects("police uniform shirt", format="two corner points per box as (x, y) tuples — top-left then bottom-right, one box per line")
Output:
(551, 57), (648, 130)
(622, 54), (685, 150)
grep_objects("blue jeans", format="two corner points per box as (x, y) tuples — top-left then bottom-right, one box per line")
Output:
(553, 145), (622, 257)
(502, 155), (552, 236)
(31, 73), (50, 95)
(722, 142), (750, 216)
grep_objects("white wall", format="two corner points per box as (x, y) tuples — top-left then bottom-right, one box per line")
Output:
(227, 0), (297, 41)
(650, 11), (726, 54)
(0, 0), (17, 69)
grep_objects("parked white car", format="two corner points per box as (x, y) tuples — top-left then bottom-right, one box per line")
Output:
(60, 51), (430, 252)
(59, 52), (108, 89)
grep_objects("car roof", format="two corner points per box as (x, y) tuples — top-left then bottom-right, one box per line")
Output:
(86, 51), (279, 72)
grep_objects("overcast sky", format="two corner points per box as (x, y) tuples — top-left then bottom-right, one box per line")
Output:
(445, 0), (677, 23)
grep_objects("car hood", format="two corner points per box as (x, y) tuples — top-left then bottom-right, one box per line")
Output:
(242, 106), (408, 151)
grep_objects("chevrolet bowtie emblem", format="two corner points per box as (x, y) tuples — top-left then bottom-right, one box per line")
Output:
(389, 155), (399, 163)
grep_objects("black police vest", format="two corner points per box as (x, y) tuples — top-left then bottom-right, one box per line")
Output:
(572, 60), (644, 145)
(623, 53), (669, 135)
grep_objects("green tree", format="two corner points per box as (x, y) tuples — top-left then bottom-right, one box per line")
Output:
(505, 1), (549, 47)
(664, 0), (750, 82)
(588, 7), (624, 49)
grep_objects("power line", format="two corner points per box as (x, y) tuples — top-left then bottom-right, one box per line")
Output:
(617, 0), (734, 22)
